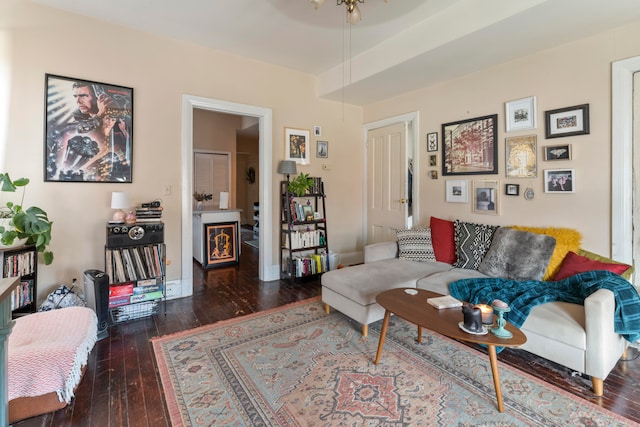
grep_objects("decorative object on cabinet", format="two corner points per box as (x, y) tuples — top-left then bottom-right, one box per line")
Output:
(473, 180), (499, 215)
(544, 169), (575, 193)
(505, 135), (537, 178)
(545, 104), (590, 138)
(204, 222), (239, 268)
(0, 173), (54, 265)
(285, 127), (310, 165)
(442, 114), (498, 176)
(280, 179), (329, 281)
(445, 179), (468, 203)
(544, 144), (572, 161)
(105, 223), (165, 323)
(505, 96), (537, 132)
(427, 132), (438, 152)
(44, 74), (133, 183)
(1, 245), (37, 318)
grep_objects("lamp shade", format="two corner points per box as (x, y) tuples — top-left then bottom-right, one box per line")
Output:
(277, 160), (297, 176)
(111, 191), (130, 210)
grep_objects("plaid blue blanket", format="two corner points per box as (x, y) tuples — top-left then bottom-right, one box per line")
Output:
(449, 270), (640, 343)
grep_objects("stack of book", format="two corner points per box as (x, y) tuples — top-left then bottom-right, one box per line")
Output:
(135, 204), (163, 222)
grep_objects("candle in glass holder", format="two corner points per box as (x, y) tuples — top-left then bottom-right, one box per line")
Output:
(475, 304), (493, 324)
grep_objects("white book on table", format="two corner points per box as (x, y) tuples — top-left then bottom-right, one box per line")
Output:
(427, 295), (463, 309)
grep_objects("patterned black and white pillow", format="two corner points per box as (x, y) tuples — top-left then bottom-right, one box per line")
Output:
(453, 220), (499, 270)
(396, 228), (436, 262)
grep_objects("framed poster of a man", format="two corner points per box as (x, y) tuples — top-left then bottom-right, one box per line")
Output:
(44, 74), (133, 183)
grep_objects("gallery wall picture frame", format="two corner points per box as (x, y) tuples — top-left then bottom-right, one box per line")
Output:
(204, 221), (239, 268)
(545, 104), (590, 138)
(44, 74), (134, 183)
(316, 140), (328, 158)
(445, 179), (468, 203)
(505, 135), (537, 178)
(544, 169), (575, 193)
(427, 132), (438, 152)
(505, 96), (537, 132)
(473, 180), (499, 215)
(442, 114), (498, 176)
(544, 144), (572, 161)
(285, 127), (310, 165)
(505, 183), (520, 196)
(314, 125), (321, 136)
(429, 155), (437, 166)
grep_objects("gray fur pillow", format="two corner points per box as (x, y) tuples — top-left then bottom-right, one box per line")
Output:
(478, 227), (556, 281)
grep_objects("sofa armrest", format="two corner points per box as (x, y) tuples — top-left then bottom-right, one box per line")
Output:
(364, 241), (398, 263)
(584, 288), (628, 380)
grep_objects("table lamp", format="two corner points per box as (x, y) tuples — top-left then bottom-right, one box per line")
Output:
(277, 160), (297, 182)
(110, 191), (130, 222)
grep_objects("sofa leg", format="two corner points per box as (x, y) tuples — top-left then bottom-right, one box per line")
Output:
(323, 303), (330, 314)
(592, 377), (604, 396)
(362, 324), (368, 337)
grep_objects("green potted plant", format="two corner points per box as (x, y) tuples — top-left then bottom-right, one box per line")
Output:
(288, 172), (314, 197)
(0, 173), (54, 264)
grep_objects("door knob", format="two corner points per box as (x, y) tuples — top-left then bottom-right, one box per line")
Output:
(399, 198), (407, 204)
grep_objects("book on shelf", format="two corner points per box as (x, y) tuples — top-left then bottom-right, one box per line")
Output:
(426, 295), (462, 309)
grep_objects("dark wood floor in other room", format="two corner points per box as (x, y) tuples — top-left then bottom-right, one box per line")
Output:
(15, 227), (640, 426)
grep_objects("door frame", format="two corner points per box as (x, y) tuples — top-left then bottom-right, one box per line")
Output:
(612, 56), (640, 266)
(362, 111), (419, 244)
(181, 95), (274, 296)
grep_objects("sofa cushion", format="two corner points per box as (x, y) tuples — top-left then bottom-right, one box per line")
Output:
(553, 251), (631, 281)
(321, 259), (452, 306)
(416, 268), (490, 296)
(478, 228), (556, 281)
(430, 216), (456, 264)
(510, 226), (582, 280)
(521, 301), (586, 350)
(396, 228), (436, 262)
(453, 220), (499, 270)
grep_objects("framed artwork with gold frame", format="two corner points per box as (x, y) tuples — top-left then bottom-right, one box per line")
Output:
(505, 135), (537, 178)
(204, 221), (239, 268)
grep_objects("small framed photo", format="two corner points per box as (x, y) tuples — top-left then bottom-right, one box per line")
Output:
(285, 127), (310, 165)
(505, 96), (537, 132)
(428, 170), (438, 179)
(505, 183), (520, 196)
(314, 125), (321, 136)
(544, 144), (572, 161)
(545, 104), (590, 138)
(445, 179), (468, 203)
(301, 205), (314, 221)
(427, 132), (438, 152)
(544, 169), (575, 193)
(505, 135), (537, 178)
(316, 140), (328, 158)
(473, 180), (499, 215)
(429, 155), (437, 166)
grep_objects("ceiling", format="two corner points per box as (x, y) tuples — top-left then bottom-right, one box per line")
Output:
(24, 0), (640, 105)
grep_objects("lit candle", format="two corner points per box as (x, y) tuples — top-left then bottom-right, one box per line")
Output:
(475, 304), (493, 324)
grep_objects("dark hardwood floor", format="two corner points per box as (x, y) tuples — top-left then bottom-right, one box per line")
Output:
(14, 227), (640, 426)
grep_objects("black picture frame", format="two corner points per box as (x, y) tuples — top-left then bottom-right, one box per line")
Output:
(505, 183), (520, 196)
(544, 144), (572, 161)
(545, 104), (590, 139)
(442, 114), (498, 176)
(44, 74), (133, 182)
(204, 222), (239, 268)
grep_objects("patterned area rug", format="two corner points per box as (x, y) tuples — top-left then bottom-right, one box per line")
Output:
(151, 297), (635, 426)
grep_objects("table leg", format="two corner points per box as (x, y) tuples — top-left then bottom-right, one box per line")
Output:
(487, 345), (504, 413)
(417, 325), (423, 343)
(374, 310), (391, 365)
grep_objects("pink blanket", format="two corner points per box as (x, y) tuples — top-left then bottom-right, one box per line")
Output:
(8, 306), (97, 403)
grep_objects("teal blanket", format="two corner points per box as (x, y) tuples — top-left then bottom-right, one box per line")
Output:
(449, 270), (640, 343)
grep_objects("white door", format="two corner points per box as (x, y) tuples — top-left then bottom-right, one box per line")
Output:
(194, 151), (230, 209)
(367, 122), (408, 244)
(632, 71), (640, 286)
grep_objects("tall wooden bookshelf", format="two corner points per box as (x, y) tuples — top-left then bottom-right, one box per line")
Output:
(279, 179), (330, 281)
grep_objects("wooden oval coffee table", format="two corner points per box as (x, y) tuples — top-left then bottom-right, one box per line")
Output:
(374, 288), (526, 413)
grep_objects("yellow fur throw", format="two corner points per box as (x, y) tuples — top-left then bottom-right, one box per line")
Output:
(510, 226), (582, 280)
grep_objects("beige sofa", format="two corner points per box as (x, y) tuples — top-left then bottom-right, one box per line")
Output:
(322, 239), (632, 396)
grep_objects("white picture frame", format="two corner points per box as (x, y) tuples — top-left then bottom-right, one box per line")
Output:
(445, 179), (468, 203)
(285, 127), (310, 165)
(544, 169), (575, 193)
(505, 96), (537, 132)
(473, 180), (500, 215)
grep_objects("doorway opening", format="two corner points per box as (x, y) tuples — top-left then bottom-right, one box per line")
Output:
(181, 95), (274, 297)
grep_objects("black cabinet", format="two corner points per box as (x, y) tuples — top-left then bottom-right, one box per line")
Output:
(0, 245), (37, 318)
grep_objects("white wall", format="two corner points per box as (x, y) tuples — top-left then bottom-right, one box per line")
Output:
(0, 2), (363, 301)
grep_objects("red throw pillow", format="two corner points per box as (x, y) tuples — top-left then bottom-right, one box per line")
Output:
(553, 251), (630, 281)
(430, 216), (456, 264)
